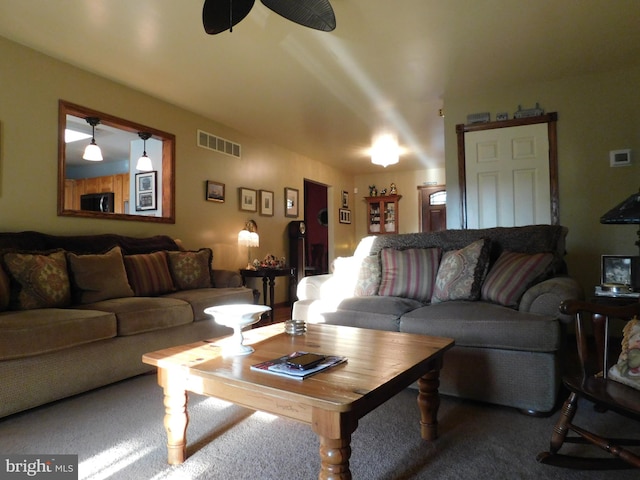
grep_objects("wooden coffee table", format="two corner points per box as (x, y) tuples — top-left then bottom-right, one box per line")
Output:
(142, 323), (454, 480)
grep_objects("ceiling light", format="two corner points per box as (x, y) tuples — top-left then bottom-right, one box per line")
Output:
(136, 132), (153, 171)
(371, 133), (400, 168)
(82, 117), (103, 162)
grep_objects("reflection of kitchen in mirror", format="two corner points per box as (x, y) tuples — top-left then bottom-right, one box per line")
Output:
(64, 114), (162, 216)
(59, 100), (175, 223)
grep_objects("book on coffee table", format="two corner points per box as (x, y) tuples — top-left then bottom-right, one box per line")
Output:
(250, 351), (347, 380)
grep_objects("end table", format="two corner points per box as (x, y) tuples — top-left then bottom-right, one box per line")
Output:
(240, 267), (296, 323)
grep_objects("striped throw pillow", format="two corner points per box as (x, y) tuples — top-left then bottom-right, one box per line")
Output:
(378, 248), (440, 303)
(124, 251), (175, 296)
(481, 251), (553, 308)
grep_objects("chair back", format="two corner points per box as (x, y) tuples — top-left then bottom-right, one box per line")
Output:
(560, 299), (640, 380)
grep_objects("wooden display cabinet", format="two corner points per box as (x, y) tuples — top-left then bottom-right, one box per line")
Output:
(365, 195), (402, 234)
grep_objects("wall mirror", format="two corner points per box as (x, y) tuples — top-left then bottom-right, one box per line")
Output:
(58, 100), (175, 223)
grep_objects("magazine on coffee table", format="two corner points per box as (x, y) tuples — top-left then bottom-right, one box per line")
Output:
(250, 351), (347, 380)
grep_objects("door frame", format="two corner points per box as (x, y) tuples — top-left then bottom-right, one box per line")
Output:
(456, 112), (559, 228)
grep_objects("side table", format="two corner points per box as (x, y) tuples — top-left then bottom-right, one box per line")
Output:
(240, 267), (296, 323)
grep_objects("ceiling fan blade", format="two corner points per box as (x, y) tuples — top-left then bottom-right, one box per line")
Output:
(203, 0), (256, 34)
(260, 0), (336, 32)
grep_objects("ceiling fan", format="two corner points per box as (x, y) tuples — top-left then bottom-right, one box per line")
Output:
(203, 0), (336, 34)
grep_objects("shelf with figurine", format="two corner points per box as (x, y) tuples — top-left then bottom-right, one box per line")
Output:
(365, 183), (401, 235)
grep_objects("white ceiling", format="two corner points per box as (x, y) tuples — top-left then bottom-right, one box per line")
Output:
(1, 0), (640, 174)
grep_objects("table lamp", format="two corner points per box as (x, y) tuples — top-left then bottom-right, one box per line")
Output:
(238, 219), (259, 269)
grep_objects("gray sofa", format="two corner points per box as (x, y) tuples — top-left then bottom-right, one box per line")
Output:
(292, 225), (583, 414)
(0, 231), (253, 418)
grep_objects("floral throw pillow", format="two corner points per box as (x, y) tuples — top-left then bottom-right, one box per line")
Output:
(354, 255), (382, 297)
(167, 249), (213, 290)
(3, 250), (71, 310)
(608, 317), (640, 391)
(431, 239), (491, 304)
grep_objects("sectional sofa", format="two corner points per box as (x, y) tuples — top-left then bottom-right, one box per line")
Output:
(292, 225), (584, 414)
(0, 231), (254, 418)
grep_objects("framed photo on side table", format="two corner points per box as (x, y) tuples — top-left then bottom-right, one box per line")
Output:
(285, 187), (299, 218)
(135, 171), (157, 211)
(206, 180), (225, 202)
(601, 255), (636, 286)
(259, 190), (274, 216)
(239, 187), (257, 212)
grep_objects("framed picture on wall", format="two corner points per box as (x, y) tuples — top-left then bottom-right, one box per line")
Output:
(135, 171), (157, 211)
(342, 190), (349, 208)
(206, 180), (225, 202)
(339, 208), (351, 224)
(259, 190), (274, 216)
(285, 187), (299, 218)
(239, 187), (257, 212)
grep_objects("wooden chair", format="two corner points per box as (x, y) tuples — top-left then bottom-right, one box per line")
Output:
(537, 299), (640, 469)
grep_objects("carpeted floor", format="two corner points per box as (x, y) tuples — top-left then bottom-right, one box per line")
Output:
(0, 373), (638, 480)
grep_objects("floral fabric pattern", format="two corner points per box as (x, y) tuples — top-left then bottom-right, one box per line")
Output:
(167, 249), (213, 290)
(431, 239), (491, 304)
(3, 250), (71, 310)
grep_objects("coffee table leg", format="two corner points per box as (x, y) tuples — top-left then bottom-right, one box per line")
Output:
(159, 369), (189, 464)
(417, 359), (443, 441)
(318, 436), (352, 480)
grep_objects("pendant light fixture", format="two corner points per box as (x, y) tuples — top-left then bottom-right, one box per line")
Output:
(82, 117), (103, 161)
(136, 132), (153, 171)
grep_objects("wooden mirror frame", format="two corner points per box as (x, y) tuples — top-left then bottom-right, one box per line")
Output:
(57, 100), (175, 223)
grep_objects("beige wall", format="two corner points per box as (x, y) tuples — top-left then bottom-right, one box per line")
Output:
(0, 36), (354, 303)
(443, 66), (640, 295)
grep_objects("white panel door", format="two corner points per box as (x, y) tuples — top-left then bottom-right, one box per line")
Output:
(465, 122), (551, 228)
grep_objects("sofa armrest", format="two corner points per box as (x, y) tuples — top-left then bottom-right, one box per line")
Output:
(212, 269), (244, 288)
(296, 274), (333, 301)
(519, 276), (584, 322)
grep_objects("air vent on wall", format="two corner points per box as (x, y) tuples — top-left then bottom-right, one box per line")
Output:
(197, 129), (241, 158)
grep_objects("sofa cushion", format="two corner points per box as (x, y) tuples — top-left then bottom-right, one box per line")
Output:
(399, 301), (561, 352)
(0, 264), (9, 311)
(431, 239), (491, 303)
(354, 255), (381, 296)
(322, 296), (423, 331)
(77, 297), (193, 336)
(481, 251), (554, 308)
(164, 287), (255, 321)
(123, 251), (175, 296)
(2, 250), (71, 310)
(378, 248), (440, 302)
(167, 248), (213, 290)
(0, 308), (117, 360)
(67, 246), (135, 304)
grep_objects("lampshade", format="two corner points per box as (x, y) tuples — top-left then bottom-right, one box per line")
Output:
(136, 132), (153, 171)
(238, 229), (259, 247)
(82, 117), (103, 161)
(601, 189), (640, 254)
(371, 134), (399, 168)
(600, 190), (640, 224)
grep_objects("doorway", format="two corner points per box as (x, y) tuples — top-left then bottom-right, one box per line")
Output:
(303, 180), (329, 275)
(419, 185), (447, 232)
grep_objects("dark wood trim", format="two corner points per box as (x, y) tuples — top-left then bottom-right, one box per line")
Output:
(456, 112), (559, 227)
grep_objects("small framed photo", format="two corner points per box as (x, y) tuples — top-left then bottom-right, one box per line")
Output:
(601, 255), (635, 286)
(239, 187), (257, 212)
(259, 190), (274, 216)
(135, 171), (157, 211)
(339, 208), (351, 224)
(285, 187), (299, 218)
(206, 180), (225, 202)
(341, 190), (349, 208)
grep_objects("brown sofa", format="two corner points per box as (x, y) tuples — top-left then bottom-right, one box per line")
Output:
(293, 225), (584, 414)
(0, 231), (253, 418)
